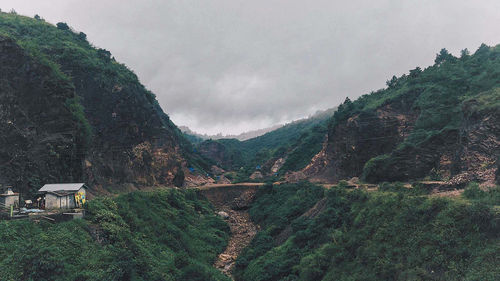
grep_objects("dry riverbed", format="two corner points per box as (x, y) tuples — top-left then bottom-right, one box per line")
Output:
(199, 187), (260, 279)
(214, 207), (259, 277)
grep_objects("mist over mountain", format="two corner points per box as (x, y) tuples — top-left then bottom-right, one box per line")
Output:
(2, 0), (499, 134)
(181, 108), (336, 142)
(180, 124), (283, 142)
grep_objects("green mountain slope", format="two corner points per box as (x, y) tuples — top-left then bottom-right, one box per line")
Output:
(234, 182), (500, 281)
(296, 45), (500, 185)
(197, 108), (335, 178)
(0, 12), (209, 196)
(0, 188), (230, 281)
(0, 34), (89, 196)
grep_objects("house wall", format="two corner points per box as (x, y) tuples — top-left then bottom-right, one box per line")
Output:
(44, 187), (86, 209)
(68, 194), (76, 209)
(45, 193), (78, 209)
(45, 193), (59, 209)
(60, 195), (68, 209)
(0, 195), (19, 208)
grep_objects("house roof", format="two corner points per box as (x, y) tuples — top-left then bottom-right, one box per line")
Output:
(39, 183), (87, 193)
(47, 191), (77, 197)
(0, 193), (18, 197)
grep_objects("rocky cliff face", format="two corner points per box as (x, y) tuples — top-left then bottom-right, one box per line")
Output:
(0, 35), (188, 197)
(289, 90), (499, 186)
(289, 45), (500, 186)
(289, 95), (419, 182)
(455, 96), (500, 186)
(67, 55), (188, 193)
(197, 140), (237, 169)
(0, 13), (208, 196)
(0, 36), (83, 195)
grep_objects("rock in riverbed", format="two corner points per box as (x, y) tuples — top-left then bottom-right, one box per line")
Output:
(217, 211), (230, 219)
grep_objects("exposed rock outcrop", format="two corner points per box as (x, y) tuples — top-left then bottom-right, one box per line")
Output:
(288, 98), (418, 183)
(454, 97), (500, 186)
(0, 36), (82, 195)
(0, 20), (203, 196)
(289, 90), (499, 186)
(197, 140), (240, 170)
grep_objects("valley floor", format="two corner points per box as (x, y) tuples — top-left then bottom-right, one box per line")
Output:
(196, 186), (261, 279)
(213, 204), (259, 278)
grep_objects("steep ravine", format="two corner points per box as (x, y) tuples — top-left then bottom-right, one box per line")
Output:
(199, 187), (260, 278)
(214, 206), (259, 278)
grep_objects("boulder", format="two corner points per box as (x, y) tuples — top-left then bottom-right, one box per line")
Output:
(217, 211), (229, 219)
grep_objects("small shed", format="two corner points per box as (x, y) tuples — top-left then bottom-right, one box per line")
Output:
(38, 183), (87, 209)
(0, 186), (19, 208)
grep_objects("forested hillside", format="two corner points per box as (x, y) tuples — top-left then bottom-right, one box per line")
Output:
(294, 45), (500, 185)
(0, 188), (230, 281)
(180, 124), (283, 142)
(0, 12), (210, 196)
(0, 35), (86, 196)
(234, 182), (500, 281)
(196, 108), (335, 179)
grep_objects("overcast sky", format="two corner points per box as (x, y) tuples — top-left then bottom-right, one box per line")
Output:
(1, 0), (500, 134)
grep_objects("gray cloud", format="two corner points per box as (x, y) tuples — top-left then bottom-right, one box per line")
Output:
(1, 0), (500, 134)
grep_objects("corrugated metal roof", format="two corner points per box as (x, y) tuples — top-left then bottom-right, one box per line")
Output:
(47, 191), (76, 197)
(39, 183), (86, 192)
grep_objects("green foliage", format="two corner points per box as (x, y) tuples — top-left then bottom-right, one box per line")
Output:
(279, 123), (328, 172)
(242, 110), (333, 163)
(0, 189), (231, 281)
(350, 43), (500, 182)
(0, 11), (212, 175)
(183, 132), (206, 145)
(337, 180), (349, 188)
(234, 183), (500, 281)
(435, 48), (455, 65)
(77, 32), (87, 41)
(233, 182), (325, 279)
(197, 109), (334, 178)
(361, 154), (392, 182)
(249, 182), (325, 231)
(56, 22), (70, 31)
(65, 96), (93, 148)
(463, 87), (500, 114)
(463, 182), (500, 206)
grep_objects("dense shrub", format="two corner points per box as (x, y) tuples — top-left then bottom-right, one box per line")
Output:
(56, 22), (69, 30)
(0, 189), (231, 281)
(463, 182), (500, 205)
(234, 183), (500, 281)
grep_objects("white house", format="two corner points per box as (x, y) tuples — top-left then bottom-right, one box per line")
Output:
(38, 183), (87, 209)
